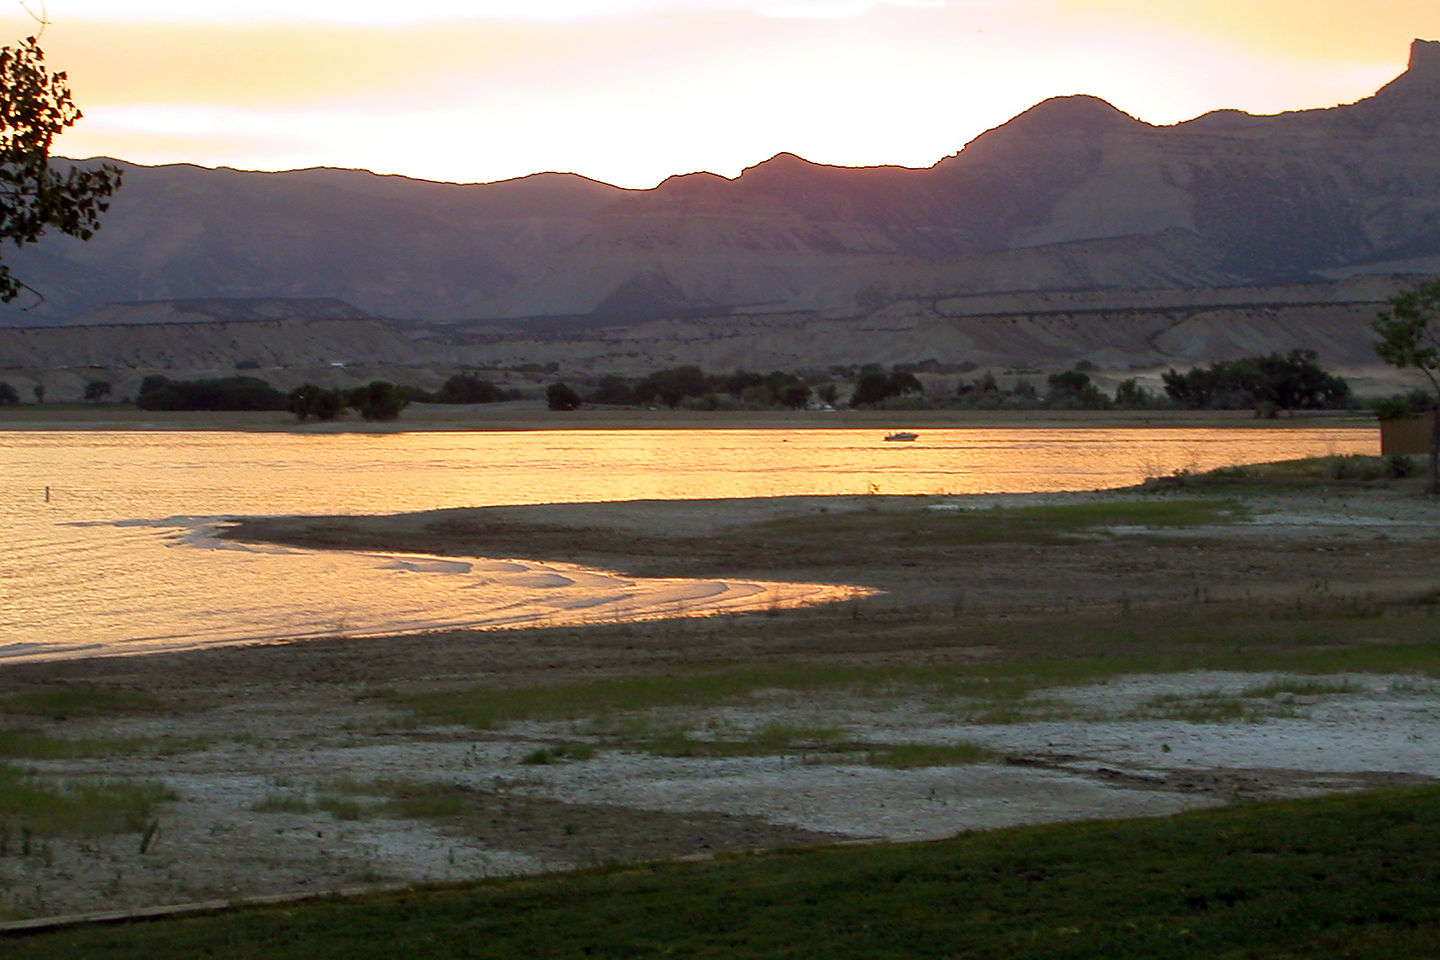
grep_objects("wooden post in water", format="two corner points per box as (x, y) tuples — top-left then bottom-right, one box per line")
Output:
(44, 485), (50, 503)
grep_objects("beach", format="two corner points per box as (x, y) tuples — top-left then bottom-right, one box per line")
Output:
(3, 473), (1439, 920)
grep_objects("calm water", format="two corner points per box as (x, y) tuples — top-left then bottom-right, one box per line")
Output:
(0, 427), (1375, 662)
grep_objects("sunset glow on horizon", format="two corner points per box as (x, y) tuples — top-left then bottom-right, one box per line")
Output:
(5, 0), (1438, 189)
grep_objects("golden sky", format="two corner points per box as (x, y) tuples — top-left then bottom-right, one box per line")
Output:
(5, 0), (1437, 188)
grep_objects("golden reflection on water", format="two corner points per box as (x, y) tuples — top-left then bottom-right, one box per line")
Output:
(0, 427), (1377, 661)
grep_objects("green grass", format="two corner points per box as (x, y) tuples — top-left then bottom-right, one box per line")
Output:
(1239, 678), (1363, 698)
(0, 765), (174, 842)
(0, 686), (171, 720)
(637, 727), (995, 768)
(0, 730), (207, 760)
(759, 498), (1248, 547)
(1129, 691), (1297, 724)
(249, 778), (473, 822)
(7, 786), (1440, 958)
(394, 634), (1440, 734)
(1203, 454), (1406, 484)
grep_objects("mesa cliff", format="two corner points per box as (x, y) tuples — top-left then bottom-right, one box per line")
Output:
(1, 40), (1437, 383)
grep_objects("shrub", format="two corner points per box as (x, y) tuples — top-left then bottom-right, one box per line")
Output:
(435, 373), (510, 404)
(546, 382), (582, 411)
(287, 383), (346, 421)
(348, 380), (408, 421)
(136, 376), (286, 411)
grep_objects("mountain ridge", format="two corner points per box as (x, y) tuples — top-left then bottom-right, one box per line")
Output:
(1, 39), (1437, 389)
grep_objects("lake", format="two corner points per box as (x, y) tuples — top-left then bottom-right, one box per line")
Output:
(0, 426), (1376, 662)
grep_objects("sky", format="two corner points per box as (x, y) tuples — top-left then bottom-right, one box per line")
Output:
(4, 0), (1438, 189)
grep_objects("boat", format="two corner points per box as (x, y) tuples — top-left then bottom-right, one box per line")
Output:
(884, 431), (918, 442)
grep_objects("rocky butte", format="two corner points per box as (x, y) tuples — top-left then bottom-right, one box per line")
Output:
(1, 39), (1438, 388)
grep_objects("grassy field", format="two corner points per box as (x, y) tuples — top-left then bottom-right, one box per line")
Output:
(5, 786), (1439, 958)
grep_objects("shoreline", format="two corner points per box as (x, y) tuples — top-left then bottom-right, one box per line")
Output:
(2, 481), (1438, 918)
(0, 404), (1378, 433)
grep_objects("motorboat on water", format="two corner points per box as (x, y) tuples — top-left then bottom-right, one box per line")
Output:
(883, 431), (918, 442)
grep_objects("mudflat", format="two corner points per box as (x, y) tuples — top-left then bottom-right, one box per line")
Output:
(2, 473), (1438, 921)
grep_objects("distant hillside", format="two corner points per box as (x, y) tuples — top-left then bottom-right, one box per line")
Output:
(0, 39), (1435, 334)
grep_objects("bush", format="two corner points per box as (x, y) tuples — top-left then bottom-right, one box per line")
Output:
(1045, 369), (1109, 409)
(546, 382), (582, 411)
(589, 374), (636, 405)
(850, 366), (923, 407)
(1163, 350), (1350, 411)
(348, 380), (408, 421)
(1388, 454), (1420, 478)
(136, 376), (286, 411)
(435, 373), (510, 404)
(287, 383), (345, 421)
(0, 381), (18, 405)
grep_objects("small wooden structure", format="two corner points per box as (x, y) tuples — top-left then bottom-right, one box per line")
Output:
(1380, 412), (1436, 456)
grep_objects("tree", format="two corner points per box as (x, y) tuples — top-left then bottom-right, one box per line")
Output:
(82, 379), (110, 403)
(546, 381), (582, 411)
(1113, 378), (1154, 409)
(1045, 369), (1108, 409)
(0, 38), (121, 302)
(1374, 278), (1440, 493)
(0, 380), (17, 404)
(850, 366), (923, 407)
(287, 383), (345, 421)
(435, 373), (508, 405)
(635, 365), (707, 408)
(348, 380), (408, 421)
(1161, 351), (1349, 414)
(136, 375), (286, 411)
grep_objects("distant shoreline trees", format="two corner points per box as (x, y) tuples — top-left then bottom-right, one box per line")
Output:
(1161, 350), (1350, 415)
(137, 375), (286, 411)
(570, 366), (818, 411)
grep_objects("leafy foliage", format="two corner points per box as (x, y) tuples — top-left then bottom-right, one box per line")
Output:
(434, 373), (514, 405)
(348, 380), (409, 421)
(286, 383), (345, 421)
(589, 373), (636, 405)
(1045, 369), (1109, 408)
(1162, 350), (1350, 412)
(0, 379), (17, 404)
(635, 364), (709, 408)
(0, 38), (121, 302)
(136, 375), (286, 411)
(1375, 279), (1440, 387)
(850, 365), (923, 407)
(545, 381), (582, 411)
(1374, 278), (1440, 491)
